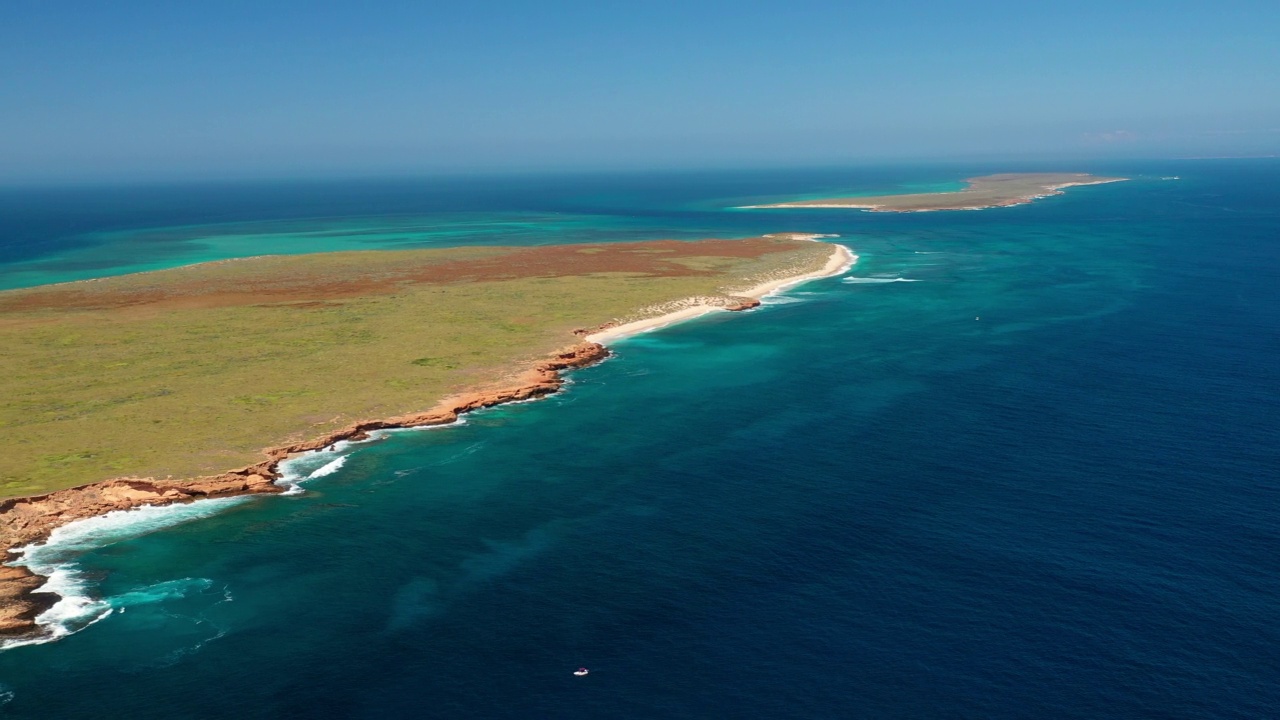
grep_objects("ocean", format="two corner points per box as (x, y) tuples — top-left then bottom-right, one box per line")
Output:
(0, 161), (1277, 718)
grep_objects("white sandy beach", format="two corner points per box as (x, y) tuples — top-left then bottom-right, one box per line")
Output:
(738, 177), (1128, 211)
(586, 242), (855, 345)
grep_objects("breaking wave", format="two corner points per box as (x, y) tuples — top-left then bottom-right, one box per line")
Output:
(2, 409), (475, 650)
(1, 498), (248, 651)
(760, 294), (810, 305)
(275, 418), (466, 494)
(842, 276), (920, 284)
(275, 439), (355, 494)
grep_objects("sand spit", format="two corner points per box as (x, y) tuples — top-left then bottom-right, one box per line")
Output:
(740, 174), (1128, 212)
(586, 241), (854, 344)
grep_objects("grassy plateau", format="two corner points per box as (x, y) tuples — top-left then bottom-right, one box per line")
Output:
(0, 236), (832, 497)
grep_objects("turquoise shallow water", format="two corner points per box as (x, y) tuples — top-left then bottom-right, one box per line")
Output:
(1, 162), (1278, 718)
(0, 168), (990, 290)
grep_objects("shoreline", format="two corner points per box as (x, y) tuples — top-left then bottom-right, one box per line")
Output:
(739, 176), (1127, 212)
(586, 241), (854, 344)
(0, 342), (608, 641)
(0, 241), (852, 644)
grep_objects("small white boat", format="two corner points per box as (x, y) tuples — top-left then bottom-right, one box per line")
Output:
(573, 668), (589, 676)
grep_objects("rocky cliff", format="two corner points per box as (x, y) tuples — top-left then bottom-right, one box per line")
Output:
(0, 342), (609, 640)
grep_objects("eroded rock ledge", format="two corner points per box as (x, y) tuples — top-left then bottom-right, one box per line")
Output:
(0, 341), (609, 640)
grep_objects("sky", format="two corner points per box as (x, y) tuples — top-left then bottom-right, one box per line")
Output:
(2, 0), (1278, 182)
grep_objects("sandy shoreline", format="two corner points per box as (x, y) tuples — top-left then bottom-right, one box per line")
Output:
(739, 175), (1128, 212)
(586, 241), (855, 344)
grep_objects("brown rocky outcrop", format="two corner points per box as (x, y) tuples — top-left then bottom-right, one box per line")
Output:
(0, 341), (609, 642)
(0, 566), (58, 637)
(723, 296), (761, 311)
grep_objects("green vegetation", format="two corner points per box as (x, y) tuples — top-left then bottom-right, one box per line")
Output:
(0, 237), (832, 497)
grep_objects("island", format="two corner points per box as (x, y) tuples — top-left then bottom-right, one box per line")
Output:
(0, 234), (853, 639)
(741, 173), (1127, 212)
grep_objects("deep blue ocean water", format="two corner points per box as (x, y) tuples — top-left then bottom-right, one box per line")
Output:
(1, 161), (1277, 718)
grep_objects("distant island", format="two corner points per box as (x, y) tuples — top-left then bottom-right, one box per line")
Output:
(742, 173), (1127, 212)
(0, 234), (852, 639)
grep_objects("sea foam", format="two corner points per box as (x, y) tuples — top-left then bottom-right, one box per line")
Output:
(760, 294), (810, 306)
(273, 419), (466, 494)
(275, 446), (351, 495)
(1, 497), (248, 650)
(842, 276), (920, 284)
(2, 385), (474, 649)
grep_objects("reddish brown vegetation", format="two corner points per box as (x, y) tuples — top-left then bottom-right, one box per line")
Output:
(0, 238), (788, 314)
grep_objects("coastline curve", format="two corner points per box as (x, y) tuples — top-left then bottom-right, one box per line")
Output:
(0, 240), (853, 645)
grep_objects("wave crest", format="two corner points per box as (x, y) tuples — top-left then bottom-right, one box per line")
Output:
(842, 276), (920, 284)
(1, 498), (247, 650)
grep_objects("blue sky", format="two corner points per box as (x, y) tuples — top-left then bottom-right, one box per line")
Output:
(3, 0), (1278, 181)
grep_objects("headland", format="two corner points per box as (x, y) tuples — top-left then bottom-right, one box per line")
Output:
(741, 173), (1127, 212)
(0, 234), (849, 640)
(585, 235), (855, 343)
